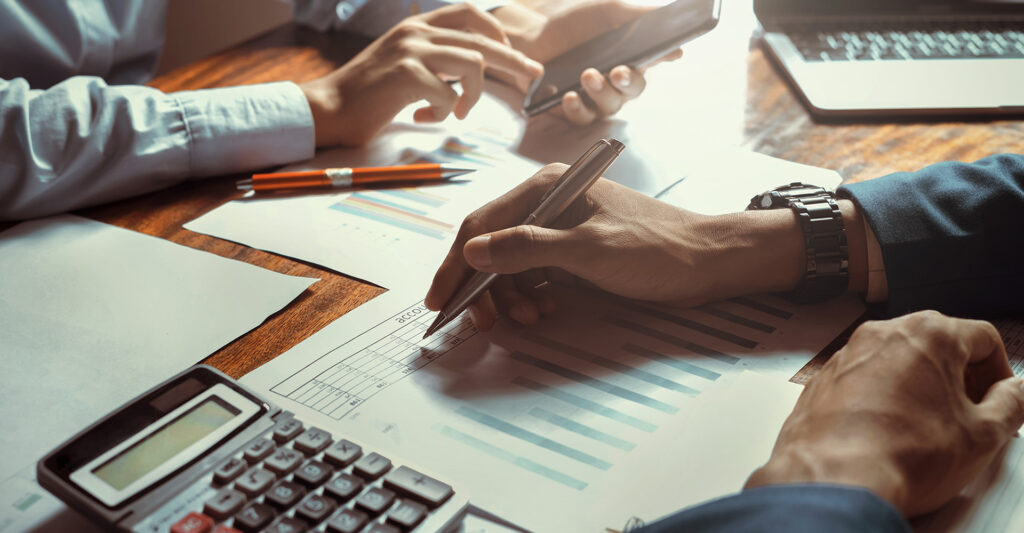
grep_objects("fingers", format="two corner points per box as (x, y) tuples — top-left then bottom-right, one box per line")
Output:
(401, 60), (460, 121)
(561, 91), (597, 126)
(425, 165), (571, 310)
(430, 30), (543, 80)
(973, 376), (1024, 442)
(417, 46), (486, 120)
(561, 67), (648, 125)
(607, 65), (646, 99)
(464, 225), (583, 275)
(422, 3), (510, 46)
(467, 293), (498, 332)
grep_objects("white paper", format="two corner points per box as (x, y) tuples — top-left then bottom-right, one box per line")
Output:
(0, 215), (316, 532)
(656, 148), (844, 216)
(600, 371), (803, 530)
(186, 123), (541, 291)
(241, 285), (862, 532)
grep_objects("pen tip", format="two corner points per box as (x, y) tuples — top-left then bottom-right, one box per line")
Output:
(440, 167), (476, 180)
(423, 313), (447, 339)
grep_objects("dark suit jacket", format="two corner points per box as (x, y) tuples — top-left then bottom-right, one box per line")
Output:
(636, 154), (1023, 533)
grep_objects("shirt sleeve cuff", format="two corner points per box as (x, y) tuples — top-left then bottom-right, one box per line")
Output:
(173, 81), (315, 178)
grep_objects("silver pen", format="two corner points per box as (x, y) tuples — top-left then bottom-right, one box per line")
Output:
(423, 138), (625, 339)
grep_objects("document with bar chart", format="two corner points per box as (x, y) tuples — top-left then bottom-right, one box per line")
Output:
(185, 129), (539, 290)
(242, 287), (865, 532)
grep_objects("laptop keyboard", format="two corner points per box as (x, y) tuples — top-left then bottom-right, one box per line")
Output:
(785, 22), (1024, 62)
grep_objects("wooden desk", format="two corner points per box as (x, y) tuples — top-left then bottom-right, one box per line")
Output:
(13, 21), (1022, 381)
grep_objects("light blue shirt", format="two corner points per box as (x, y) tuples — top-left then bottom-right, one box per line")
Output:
(0, 0), (505, 220)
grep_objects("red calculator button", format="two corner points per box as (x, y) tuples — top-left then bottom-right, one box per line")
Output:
(170, 512), (214, 533)
(212, 526), (243, 533)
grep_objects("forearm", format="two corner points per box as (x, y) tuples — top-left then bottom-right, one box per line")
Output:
(697, 199), (869, 300)
(0, 77), (313, 220)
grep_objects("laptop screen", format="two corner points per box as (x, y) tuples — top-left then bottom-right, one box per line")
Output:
(754, 0), (1024, 19)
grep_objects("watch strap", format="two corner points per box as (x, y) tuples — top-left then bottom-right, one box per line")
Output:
(748, 183), (849, 304)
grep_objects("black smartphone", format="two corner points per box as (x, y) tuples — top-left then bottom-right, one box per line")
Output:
(522, 0), (722, 116)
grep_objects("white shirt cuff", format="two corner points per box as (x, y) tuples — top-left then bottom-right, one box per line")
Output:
(174, 81), (315, 177)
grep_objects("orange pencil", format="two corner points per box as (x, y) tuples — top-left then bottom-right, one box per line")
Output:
(236, 163), (475, 192)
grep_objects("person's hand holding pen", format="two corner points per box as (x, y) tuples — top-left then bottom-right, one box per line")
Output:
(425, 164), (872, 332)
(300, 4), (544, 147)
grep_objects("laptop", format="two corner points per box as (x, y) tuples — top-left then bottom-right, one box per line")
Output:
(753, 0), (1024, 118)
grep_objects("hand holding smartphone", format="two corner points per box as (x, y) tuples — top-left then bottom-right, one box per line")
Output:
(522, 0), (722, 117)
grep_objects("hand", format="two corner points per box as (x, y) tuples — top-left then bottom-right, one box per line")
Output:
(745, 311), (1024, 517)
(495, 1), (683, 125)
(299, 4), (543, 147)
(424, 164), (808, 331)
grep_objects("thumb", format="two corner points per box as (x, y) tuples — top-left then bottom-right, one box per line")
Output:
(463, 225), (581, 274)
(975, 377), (1024, 438)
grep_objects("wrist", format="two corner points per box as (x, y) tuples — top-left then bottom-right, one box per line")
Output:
(298, 77), (341, 148)
(745, 445), (908, 513)
(696, 209), (805, 299)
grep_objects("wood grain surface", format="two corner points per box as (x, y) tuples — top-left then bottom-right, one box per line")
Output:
(8, 21), (1021, 381)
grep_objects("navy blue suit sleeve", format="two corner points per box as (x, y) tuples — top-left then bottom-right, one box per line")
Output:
(837, 154), (1024, 318)
(635, 485), (909, 533)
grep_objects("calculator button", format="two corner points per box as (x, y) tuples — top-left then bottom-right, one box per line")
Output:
(293, 459), (333, 488)
(365, 523), (400, 533)
(235, 468), (275, 497)
(243, 439), (276, 464)
(325, 508), (368, 533)
(264, 480), (305, 511)
(214, 457), (248, 485)
(355, 487), (396, 516)
(353, 452), (392, 480)
(382, 466), (454, 508)
(293, 427), (332, 455)
(212, 526), (243, 533)
(323, 473), (363, 503)
(204, 488), (247, 520)
(323, 439), (362, 467)
(171, 512), (214, 533)
(262, 517), (308, 533)
(295, 493), (335, 525)
(386, 500), (427, 530)
(264, 448), (303, 476)
(273, 419), (304, 443)
(234, 502), (276, 533)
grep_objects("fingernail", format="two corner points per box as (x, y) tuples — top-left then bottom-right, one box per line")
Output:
(584, 74), (603, 92)
(1017, 377), (1024, 394)
(614, 72), (631, 88)
(566, 94), (581, 109)
(526, 57), (544, 74)
(464, 235), (492, 269)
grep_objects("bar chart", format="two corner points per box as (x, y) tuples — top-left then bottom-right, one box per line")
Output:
(331, 191), (454, 240)
(268, 287), (857, 498)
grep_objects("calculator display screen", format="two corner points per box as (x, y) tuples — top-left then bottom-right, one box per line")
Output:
(93, 397), (239, 490)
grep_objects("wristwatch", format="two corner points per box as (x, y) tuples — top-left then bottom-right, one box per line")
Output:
(747, 182), (849, 303)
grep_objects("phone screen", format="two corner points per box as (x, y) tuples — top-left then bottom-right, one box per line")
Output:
(523, 0), (720, 116)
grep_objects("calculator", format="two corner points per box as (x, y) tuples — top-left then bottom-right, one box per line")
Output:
(37, 366), (468, 533)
